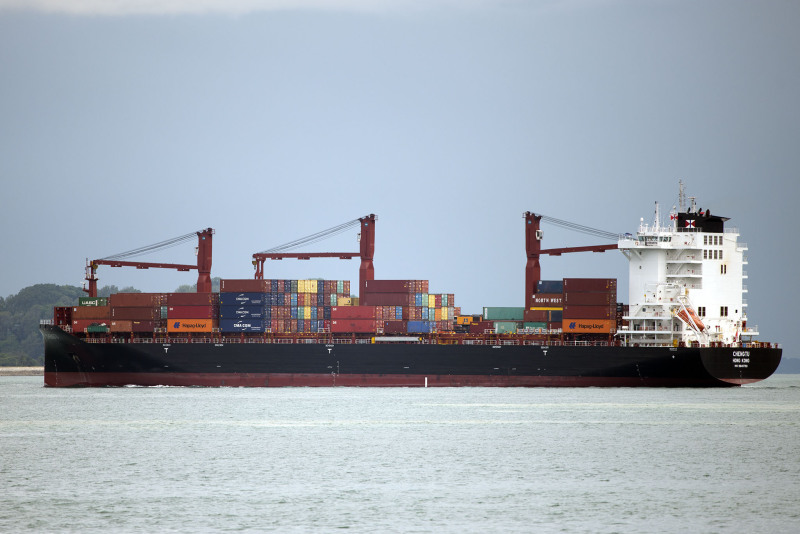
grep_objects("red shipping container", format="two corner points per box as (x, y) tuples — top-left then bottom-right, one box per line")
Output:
(167, 293), (215, 306)
(532, 293), (563, 306)
(112, 307), (157, 320)
(363, 279), (414, 293)
(330, 319), (378, 333)
(469, 321), (495, 334)
(331, 306), (379, 319)
(563, 292), (615, 305)
(562, 278), (617, 293)
(167, 305), (214, 319)
(131, 320), (156, 333)
(381, 321), (408, 334)
(360, 292), (410, 306)
(524, 309), (550, 322)
(109, 293), (163, 307)
(72, 305), (111, 320)
(220, 279), (268, 293)
(562, 305), (615, 319)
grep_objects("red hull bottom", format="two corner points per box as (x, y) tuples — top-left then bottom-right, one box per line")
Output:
(44, 371), (731, 388)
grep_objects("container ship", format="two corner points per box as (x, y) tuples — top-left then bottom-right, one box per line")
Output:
(40, 186), (781, 387)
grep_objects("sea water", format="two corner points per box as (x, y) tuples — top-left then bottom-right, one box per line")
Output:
(1, 376), (799, 533)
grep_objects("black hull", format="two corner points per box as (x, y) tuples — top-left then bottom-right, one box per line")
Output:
(40, 325), (782, 388)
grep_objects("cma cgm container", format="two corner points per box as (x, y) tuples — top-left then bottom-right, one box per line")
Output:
(219, 292), (268, 306)
(220, 319), (265, 333)
(219, 305), (267, 319)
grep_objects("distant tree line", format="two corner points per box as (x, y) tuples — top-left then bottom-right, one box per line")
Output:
(0, 278), (220, 366)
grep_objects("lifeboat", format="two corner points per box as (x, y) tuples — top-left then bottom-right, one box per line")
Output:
(677, 307), (706, 331)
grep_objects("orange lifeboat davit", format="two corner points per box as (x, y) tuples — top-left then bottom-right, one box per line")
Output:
(677, 307), (706, 331)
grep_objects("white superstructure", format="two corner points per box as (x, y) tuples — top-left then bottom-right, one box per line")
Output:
(617, 187), (754, 347)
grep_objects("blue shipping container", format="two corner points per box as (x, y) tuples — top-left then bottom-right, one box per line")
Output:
(220, 319), (265, 333)
(219, 292), (267, 306)
(407, 320), (434, 334)
(537, 280), (564, 293)
(219, 305), (266, 319)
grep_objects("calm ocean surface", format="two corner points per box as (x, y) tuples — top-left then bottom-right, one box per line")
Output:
(2, 376), (799, 533)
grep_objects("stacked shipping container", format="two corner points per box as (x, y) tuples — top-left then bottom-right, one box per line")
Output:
(561, 278), (617, 334)
(356, 279), (455, 334)
(219, 279), (351, 333)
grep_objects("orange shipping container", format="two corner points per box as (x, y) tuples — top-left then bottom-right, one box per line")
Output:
(562, 319), (616, 334)
(110, 320), (133, 332)
(167, 319), (213, 332)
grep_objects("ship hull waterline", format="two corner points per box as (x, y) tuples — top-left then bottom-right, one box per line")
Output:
(41, 325), (781, 388)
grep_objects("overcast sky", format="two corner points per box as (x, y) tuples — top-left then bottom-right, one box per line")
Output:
(1, 0), (797, 355)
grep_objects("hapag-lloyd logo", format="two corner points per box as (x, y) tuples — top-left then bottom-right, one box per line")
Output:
(174, 321), (206, 328)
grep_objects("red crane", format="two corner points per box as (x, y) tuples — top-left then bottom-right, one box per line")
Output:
(83, 228), (214, 298)
(524, 212), (619, 309)
(252, 215), (376, 297)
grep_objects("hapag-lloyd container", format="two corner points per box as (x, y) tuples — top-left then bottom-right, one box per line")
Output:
(562, 319), (616, 333)
(167, 319), (214, 332)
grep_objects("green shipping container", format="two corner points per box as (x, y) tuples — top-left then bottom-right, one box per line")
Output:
(483, 307), (525, 321)
(523, 322), (548, 329)
(79, 297), (108, 307)
(493, 321), (520, 334)
(86, 324), (109, 333)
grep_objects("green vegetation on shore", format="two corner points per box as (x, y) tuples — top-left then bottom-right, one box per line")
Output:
(0, 279), (220, 366)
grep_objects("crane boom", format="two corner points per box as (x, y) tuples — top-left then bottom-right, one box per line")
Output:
(252, 214), (376, 297)
(83, 228), (214, 297)
(524, 212), (620, 309)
